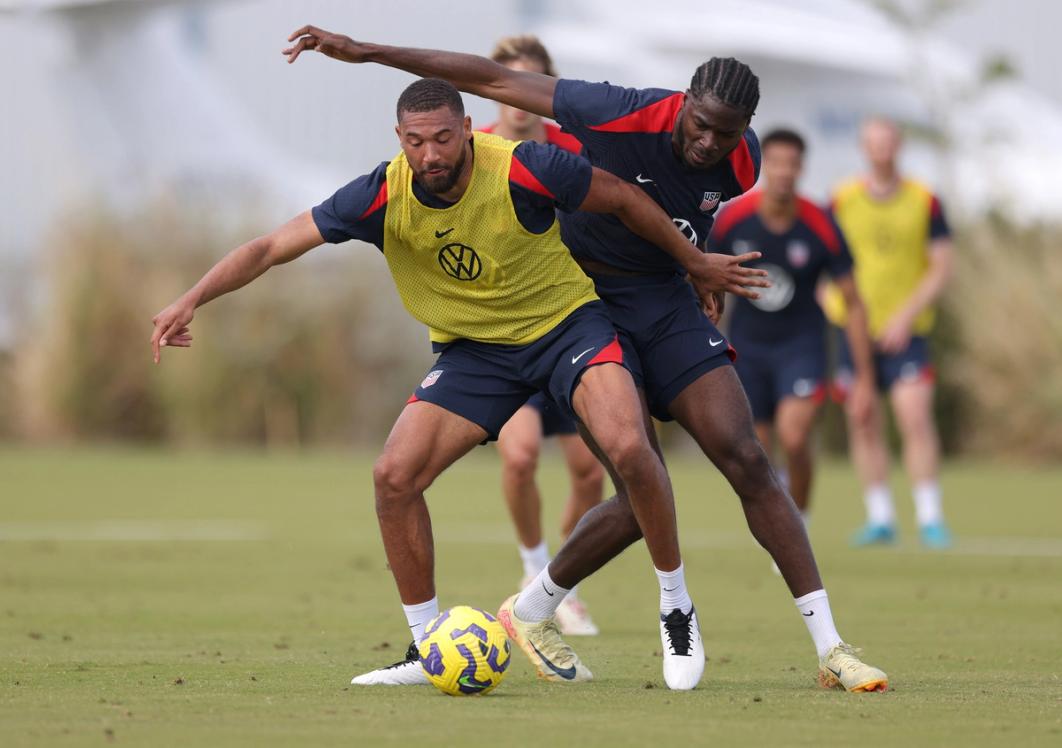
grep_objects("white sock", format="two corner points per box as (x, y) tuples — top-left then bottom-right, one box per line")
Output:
(518, 541), (550, 580)
(514, 567), (569, 623)
(913, 480), (944, 526)
(864, 483), (896, 527)
(402, 597), (439, 645)
(795, 589), (843, 657)
(800, 511), (811, 530)
(656, 563), (693, 615)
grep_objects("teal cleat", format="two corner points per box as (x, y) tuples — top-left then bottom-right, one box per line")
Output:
(850, 523), (897, 547)
(919, 522), (953, 549)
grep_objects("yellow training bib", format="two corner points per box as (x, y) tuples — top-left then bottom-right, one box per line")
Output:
(823, 178), (938, 337)
(383, 133), (598, 345)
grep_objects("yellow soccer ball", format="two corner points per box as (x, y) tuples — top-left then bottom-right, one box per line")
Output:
(417, 605), (511, 696)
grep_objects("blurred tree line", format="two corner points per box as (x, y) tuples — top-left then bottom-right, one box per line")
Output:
(2, 206), (432, 449)
(0, 205), (1059, 459)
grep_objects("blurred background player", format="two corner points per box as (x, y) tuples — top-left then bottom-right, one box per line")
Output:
(824, 116), (955, 549)
(483, 35), (604, 637)
(710, 128), (875, 570)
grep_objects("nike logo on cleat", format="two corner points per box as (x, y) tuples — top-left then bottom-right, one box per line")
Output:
(826, 665), (843, 679)
(571, 347), (595, 364)
(528, 641), (577, 680)
(435, 228), (455, 238)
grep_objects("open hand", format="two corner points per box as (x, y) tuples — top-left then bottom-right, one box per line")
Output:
(689, 251), (769, 302)
(284, 26), (368, 64)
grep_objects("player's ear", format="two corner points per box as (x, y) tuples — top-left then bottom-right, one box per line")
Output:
(394, 124), (401, 141)
(464, 116), (472, 140)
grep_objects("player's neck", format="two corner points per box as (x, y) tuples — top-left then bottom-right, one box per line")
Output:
(866, 167), (901, 198)
(758, 193), (798, 233)
(492, 120), (547, 144)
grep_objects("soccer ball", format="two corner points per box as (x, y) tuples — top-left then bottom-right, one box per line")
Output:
(417, 605), (511, 696)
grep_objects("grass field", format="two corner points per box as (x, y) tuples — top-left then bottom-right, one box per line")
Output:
(2, 447), (1061, 746)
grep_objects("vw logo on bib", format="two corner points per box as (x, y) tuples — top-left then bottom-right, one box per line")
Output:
(750, 263), (795, 312)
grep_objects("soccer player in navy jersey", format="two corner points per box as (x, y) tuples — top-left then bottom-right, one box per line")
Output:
(482, 35), (604, 637)
(710, 129), (875, 543)
(284, 27), (889, 692)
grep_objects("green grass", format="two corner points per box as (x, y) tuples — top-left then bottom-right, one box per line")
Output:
(1, 447), (1060, 746)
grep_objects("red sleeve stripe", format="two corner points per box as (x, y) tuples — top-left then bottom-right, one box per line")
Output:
(797, 197), (841, 254)
(587, 92), (685, 134)
(544, 123), (583, 154)
(929, 194), (942, 218)
(712, 192), (761, 242)
(728, 135), (757, 193)
(359, 182), (388, 220)
(509, 155), (555, 199)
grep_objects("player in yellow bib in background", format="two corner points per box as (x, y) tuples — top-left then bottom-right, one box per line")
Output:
(825, 117), (955, 548)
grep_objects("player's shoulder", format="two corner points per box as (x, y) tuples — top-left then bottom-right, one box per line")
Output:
(556, 78), (683, 133)
(712, 190), (762, 239)
(830, 178), (866, 208)
(902, 177), (940, 205)
(796, 195), (842, 253)
(723, 128), (761, 196)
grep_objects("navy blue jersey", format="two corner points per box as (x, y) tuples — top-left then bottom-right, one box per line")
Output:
(710, 193), (853, 344)
(312, 136), (593, 248)
(552, 79), (761, 274)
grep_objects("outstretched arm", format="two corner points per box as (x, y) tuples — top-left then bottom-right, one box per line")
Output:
(150, 211), (324, 363)
(283, 25), (556, 117)
(579, 168), (768, 301)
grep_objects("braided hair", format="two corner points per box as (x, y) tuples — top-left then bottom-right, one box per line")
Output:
(689, 58), (759, 119)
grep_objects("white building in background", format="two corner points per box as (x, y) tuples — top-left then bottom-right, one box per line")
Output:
(2, 0), (1061, 342)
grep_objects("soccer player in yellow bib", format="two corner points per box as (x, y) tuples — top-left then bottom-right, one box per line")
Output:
(824, 117), (955, 549)
(150, 79), (767, 691)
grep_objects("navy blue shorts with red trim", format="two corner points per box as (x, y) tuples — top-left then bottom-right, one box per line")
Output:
(524, 392), (578, 437)
(587, 272), (735, 421)
(731, 332), (827, 423)
(833, 329), (934, 395)
(408, 301), (625, 441)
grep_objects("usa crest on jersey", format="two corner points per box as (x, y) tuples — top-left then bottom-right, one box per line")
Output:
(421, 369), (444, 388)
(786, 240), (810, 268)
(699, 191), (722, 213)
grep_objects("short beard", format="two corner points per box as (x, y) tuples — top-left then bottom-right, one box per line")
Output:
(415, 144), (468, 196)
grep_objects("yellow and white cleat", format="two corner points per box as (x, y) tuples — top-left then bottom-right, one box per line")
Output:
(818, 643), (888, 692)
(497, 594), (593, 683)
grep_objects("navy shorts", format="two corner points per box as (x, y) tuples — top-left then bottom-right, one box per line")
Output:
(834, 329), (935, 394)
(408, 302), (626, 441)
(524, 392), (578, 437)
(731, 333), (827, 423)
(587, 272), (735, 421)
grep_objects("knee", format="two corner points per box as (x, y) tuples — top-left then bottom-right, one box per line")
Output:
(502, 446), (538, 485)
(571, 460), (605, 499)
(719, 436), (775, 491)
(373, 453), (421, 515)
(604, 434), (655, 482)
(777, 429), (810, 462)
